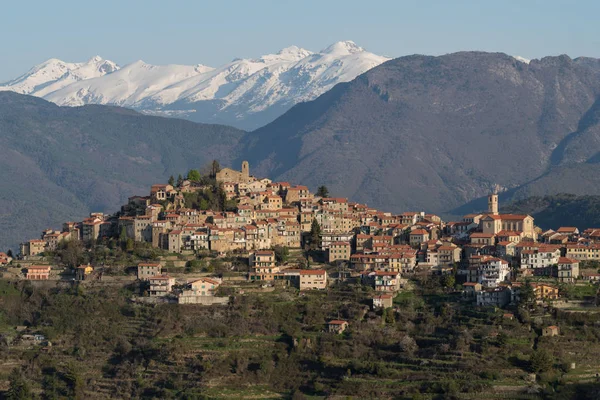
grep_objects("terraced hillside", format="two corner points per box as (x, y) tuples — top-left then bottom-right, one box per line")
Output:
(1, 276), (600, 399)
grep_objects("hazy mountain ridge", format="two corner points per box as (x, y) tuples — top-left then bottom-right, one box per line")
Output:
(239, 51), (600, 214)
(0, 92), (243, 251)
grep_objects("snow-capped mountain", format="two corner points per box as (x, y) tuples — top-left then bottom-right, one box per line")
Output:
(0, 56), (119, 95)
(0, 41), (390, 130)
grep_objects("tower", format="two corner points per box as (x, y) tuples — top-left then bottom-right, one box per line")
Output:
(488, 193), (499, 215)
(242, 161), (249, 181)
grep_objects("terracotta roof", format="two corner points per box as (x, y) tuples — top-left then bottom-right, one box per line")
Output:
(558, 257), (578, 264)
(470, 233), (495, 238)
(328, 320), (348, 325)
(138, 263), (161, 267)
(557, 227), (578, 233)
(300, 269), (326, 275)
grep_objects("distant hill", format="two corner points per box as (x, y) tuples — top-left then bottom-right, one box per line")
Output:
(0, 92), (243, 251)
(239, 51), (600, 215)
(501, 194), (600, 231)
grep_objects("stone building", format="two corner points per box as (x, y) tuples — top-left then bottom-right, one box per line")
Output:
(216, 161), (252, 184)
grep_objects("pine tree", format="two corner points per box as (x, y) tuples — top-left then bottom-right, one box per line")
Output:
(177, 174), (184, 186)
(316, 186), (329, 198)
(211, 160), (221, 178)
(309, 219), (321, 250)
(168, 175), (175, 186)
(520, 280), (536, 306)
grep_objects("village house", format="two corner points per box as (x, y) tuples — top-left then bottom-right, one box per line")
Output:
(26, 266), (51, 280)
(137, 262), (162, 280)
(148, 275), (175, 296)
(462, 282), (482, 298)
(409, 229), (429, 247)
(327, 320), (349, 334)
(478, 258), (510, 287)
(362, 271), (401, 293)
(557, 257), (580, 283)
(372, 294), (394, 309)
(249, 250), (280, 280)
(75, 264), (93, 281)
(542, 325), (560, 337)
(476, 286), (512, 308)
(520, 245), (561, 270)
(20, 239), (46, 257)
(532, 283), (559, 301)
(556, 227), (579, 237)
(187, 277), (221, 296)
(299, 269), (328, 290)
(328, 241), (351, 263)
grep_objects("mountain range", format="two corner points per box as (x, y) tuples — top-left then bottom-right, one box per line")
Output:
(4, 51), (600, 251)
(238, 51), (600, 215)
(0, 41), (389, 130)
(0, 91), (242, 252)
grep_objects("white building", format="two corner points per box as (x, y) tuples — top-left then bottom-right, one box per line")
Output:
(520, 247), (561, 269)
(478, 258), (510, 287)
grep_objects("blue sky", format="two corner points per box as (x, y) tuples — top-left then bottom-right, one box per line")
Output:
(1, 0), (599, 81)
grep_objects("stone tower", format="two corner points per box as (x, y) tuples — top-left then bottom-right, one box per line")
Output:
(242, 161), (249, 181)
(488, 192), (499, 215)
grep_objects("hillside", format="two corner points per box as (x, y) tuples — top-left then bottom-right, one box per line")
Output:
(239, 52), (600, 214)
(0, 92), (243, 251)
(0, 41), (389, 130)
(502, 194), (600, 231)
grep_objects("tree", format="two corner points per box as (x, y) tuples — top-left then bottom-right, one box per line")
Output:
(309, 220), (321, 250)
(530, 349), (553, 373)
(384, 307), (395, 324)
(520, 280), (536, 307)
(168, 175), (175, 186)
(399, 335), (418, 357)
(273, 246), (289, 265)
(6, 368), (31, 400)
(441, 274), (455, 289)
(211, 160), (221, 178)
(177, 174), (184, 186)
(59, 240), (84, 269)
(6, 249), (13, 258)
(187, 169), (201, 182)
(316, 186), (329, 198)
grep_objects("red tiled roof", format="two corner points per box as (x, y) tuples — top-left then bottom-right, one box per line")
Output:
(300, 269), (326, 275)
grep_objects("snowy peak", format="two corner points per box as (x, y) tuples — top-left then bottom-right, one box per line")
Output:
(320, 40), (365, 55)
(512, 55), (531, 64)
(1, 41), (390, 129)
(0, 56), (119, 96)
(276, 45), (313, 59)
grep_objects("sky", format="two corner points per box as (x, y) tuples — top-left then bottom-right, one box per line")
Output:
(1, 0), (599, 81)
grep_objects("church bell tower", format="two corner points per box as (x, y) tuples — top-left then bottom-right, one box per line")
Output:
(488, 192), (499, 215)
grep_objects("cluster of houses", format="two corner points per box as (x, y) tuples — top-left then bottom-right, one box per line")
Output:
(0, 252), (12, 266)
(135, 262), (228, 305)
(15, 162), (600, 309)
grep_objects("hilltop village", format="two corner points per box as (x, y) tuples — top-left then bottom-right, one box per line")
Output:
(11, 161), (600, 310)
(7, 161), (600, 398)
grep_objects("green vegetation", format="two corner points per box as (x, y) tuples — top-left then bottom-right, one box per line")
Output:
(316, 186), (329, 198)
(0, 275), (599, 399)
